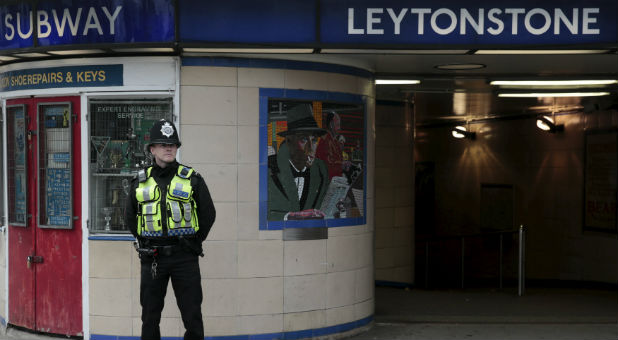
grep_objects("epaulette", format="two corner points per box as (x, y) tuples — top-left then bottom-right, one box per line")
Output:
(177, 165), (194, 179)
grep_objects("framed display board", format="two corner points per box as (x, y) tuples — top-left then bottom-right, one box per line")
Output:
(584, 130), (618, 234)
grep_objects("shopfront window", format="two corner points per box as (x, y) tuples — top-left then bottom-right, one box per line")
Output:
(89, 98), (173, 233)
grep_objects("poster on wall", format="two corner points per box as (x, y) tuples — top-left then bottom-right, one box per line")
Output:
(584, 130), (618, 233)
(264, 98), (365, 228)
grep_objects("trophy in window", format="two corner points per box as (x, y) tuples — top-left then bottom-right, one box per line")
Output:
(91, 136), (110, 171)
(102, 207), (113, 231)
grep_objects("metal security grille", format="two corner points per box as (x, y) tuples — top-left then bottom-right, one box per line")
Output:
(38, 102), (73, 229)
(89, 98), (173, 233)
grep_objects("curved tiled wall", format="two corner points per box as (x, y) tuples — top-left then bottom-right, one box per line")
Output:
(88, 57), (376, 339)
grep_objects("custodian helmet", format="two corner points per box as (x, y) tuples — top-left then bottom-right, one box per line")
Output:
(148, 119), (182, 147)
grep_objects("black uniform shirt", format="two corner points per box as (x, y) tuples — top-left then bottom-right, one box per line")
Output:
(125, 161), (216, 245)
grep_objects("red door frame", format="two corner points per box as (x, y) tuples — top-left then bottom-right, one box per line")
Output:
(8, 96), (83, 336)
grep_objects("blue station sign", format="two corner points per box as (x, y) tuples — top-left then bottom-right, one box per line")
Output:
(320, 0), (618, 45)
(0, 0), (615, 51)
(0, 0), (174, 50)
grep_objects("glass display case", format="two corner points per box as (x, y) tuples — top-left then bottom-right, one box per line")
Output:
(89, 98), (173, 233)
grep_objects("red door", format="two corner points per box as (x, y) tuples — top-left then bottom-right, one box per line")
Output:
(7, 96), (82, 336)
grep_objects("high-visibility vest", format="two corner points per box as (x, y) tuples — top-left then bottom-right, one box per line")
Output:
(135, 165), (199, 237)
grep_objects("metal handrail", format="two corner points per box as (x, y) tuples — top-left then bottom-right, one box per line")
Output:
(417, 225), (526, 296)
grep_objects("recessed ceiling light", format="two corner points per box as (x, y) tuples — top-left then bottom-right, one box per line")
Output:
(491, 80), (618, 86)
(375, 79), (421, 85)
(435, 63), (486, 70)
(498, 92), (610, 98)
(48, 49), (105, 55)
(13, 52), (49, 58)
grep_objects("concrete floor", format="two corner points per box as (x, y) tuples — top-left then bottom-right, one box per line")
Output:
(1, 286), (617, 340)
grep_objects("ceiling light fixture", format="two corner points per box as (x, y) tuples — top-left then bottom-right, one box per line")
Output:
(320, 49), (470, 54)
(48, 49), (105, 55)
(13, 52), (49, 58)
(536, 116), (564, 133)
(112, 47), (175, 53)
(476, 49), (610, 55)
(183, 48), (313, 54)
(375, 79), (421, 85)
(498, 92), (611, 98)
(491, 80), (618, 86)
(451, 126), (476, 139)
(435, 63), (486, 70)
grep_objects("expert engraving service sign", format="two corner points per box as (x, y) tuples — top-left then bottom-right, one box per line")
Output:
(0, 64), (123, 91)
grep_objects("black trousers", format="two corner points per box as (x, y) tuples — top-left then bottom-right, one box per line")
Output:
(140, 250), (203, 340)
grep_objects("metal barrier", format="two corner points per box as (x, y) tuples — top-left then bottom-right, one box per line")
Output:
(418, 225), (526, 296)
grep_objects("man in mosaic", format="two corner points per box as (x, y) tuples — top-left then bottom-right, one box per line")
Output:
(268, 104), (330, 221)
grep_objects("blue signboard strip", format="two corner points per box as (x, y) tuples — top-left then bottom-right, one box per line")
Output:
(178, 0), (317, 43)
(0, 64), (123, 91)
(0, 0), (174, 50)
(0, 0), (616, 52)
(320, 0), (618, 45)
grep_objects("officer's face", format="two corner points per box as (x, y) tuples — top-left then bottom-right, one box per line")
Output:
(150, 143), (178, 167)
(286, 133), (319, 170)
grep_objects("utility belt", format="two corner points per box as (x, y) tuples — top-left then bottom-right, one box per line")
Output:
(134, 237), (204, 258)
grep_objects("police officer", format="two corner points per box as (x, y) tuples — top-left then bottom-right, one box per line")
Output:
(125, 119), (216, 340)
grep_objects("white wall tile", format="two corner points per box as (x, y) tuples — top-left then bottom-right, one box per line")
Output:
(237, 164), (259, 203)
(327, 235), (359, 272)
(357, 233), (374, 268)
(325, 305), (355, 326)
(203, 279), (238, 316)
(239, 68), (284, 88)
(181, 86), (238, 125)
(207, 202), (238, 241)
(355, 267), (374, 303)
(237, 202), (259, 240)
(237, 126), (259, 164)
(90, 278), (132, 317)
(202, 241), (237, 279)
(89, 240), (132, 278)
(181, 66), (237, 87)
(354, 299), (374, 320)
(159, 317), (183, 337)
(238, 240), (283, 278)
(326, 270), (356, 308)
(284, 70), (325, 91)
(180, 125), (238, 164)
(259, 230), (283, 240)
(238, 314), (283, 334)
(284, 274), (326, 313)
(90, 315), (133, 335)
(192, 164), (237, 203)
(238, 277), (283, 315)
(283, 310), (326, 332)
(161, 283), (182, 318)
(238, 87), (259, 126)
(327, 73), (359, 94)
(284, 240), (327, 276)
(204, 316), (239, 335)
